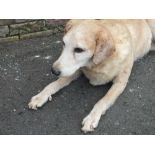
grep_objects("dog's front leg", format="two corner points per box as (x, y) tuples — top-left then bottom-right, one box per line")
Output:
(81, 60), (133, 133)
(28, 71), (80, 110)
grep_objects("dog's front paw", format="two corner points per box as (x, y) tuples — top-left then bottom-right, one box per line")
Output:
(28, 94), (51, 110)
(81, 112), (101, 133)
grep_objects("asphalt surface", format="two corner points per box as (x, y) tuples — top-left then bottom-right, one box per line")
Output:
(0, 33), (155, 135)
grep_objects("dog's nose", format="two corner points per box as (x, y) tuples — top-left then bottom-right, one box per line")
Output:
(51, 67), (61, 76)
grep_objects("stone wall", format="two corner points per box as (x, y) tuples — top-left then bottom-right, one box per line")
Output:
(0, 19), (67, 43)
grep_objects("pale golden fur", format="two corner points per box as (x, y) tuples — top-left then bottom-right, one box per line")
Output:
(28, 19), (155, 132)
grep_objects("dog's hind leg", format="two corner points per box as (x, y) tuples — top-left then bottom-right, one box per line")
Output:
(28, 71), (80, 110)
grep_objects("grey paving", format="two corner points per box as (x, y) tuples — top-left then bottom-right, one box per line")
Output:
(0, 33), (155, 135)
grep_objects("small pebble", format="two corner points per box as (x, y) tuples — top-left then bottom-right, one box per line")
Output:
(129, 88), (134, 93)
(139, 94), (142, 99)
(55, 41), (61, 44)
(34, 55), (40, 58)
(114, 121), (120, 126)
(13, 109), (16, 112)
(44, 56), (51, 60)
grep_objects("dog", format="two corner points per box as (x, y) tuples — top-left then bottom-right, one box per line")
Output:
(28, 19), (155, 133)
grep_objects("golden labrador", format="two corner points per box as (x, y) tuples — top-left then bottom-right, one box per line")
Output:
(28, 19), (155, 132)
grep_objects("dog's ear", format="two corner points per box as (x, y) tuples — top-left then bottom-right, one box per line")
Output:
(64, 20), (73, 33)
(93, 29), (115, 65)
(64, 20), (83, 34)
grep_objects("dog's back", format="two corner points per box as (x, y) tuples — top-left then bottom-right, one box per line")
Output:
(147, 19), (155, 41)
(100, 20), (153, 60)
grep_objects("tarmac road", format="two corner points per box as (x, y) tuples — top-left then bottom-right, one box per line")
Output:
(0, 33), (155, 135)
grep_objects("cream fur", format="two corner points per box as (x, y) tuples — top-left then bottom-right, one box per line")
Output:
(28, 19), (155, 133)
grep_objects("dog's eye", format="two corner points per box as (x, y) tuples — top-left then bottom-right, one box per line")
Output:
(74, 47), (84, 53)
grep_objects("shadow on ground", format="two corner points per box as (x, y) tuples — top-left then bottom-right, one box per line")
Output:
(0, 33), (155, 135)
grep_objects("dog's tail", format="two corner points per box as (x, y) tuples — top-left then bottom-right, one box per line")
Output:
(147, 19), (155, 42)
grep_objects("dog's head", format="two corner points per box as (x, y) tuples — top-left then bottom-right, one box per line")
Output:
(51, 20), (115, 77)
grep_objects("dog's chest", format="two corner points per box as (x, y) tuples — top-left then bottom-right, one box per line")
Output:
(82, 63), (120, 86)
